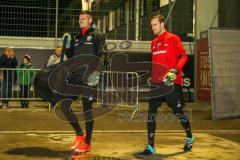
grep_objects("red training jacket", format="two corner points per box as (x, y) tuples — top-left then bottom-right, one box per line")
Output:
(151, 31), (188, 84)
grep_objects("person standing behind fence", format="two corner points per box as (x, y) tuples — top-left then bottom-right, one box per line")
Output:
(46, 46), (67, 67)
(0, 48), (18, 108)
(17, 55), (34, 108)
(46, 46), (67, 109)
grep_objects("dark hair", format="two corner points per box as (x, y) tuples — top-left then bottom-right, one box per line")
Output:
(80, 10), (93, 18)
(24, 55), (31, 62)
(151, 15), (165, 23)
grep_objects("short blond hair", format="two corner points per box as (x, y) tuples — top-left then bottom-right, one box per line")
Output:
(80, 10), (93, 18)
(151, 15), (165, 23)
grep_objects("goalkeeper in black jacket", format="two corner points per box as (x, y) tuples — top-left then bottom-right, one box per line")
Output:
(61, 10), (108, 154)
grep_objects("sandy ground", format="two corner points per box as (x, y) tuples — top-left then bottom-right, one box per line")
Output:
(0, 101), (239, 160)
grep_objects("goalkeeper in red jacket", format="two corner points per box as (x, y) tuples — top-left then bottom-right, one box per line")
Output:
(138, 15), (195, 158)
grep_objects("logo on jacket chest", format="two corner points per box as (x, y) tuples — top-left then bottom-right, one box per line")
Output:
(74, 35), (93, 46)
(153, 43), (168, 49)
(85, 35), (93, 44)
(156, 43), (161, 49)
(153, 43), (161, 50)
(152, 42), (169, 55)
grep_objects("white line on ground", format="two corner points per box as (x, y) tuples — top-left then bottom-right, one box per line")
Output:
(0, 130), (240, 134)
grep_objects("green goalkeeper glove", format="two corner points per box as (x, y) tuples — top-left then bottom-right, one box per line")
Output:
(162, 69), (178, 86)
(87, 71), (100, 87)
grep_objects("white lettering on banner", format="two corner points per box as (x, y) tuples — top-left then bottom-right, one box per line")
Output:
(200, 55), (210, 69)
(200, 70), (211, 87)
(200, 52), (211, 90)
(183, 78), (191, 87)
(182, 71), (191, 88)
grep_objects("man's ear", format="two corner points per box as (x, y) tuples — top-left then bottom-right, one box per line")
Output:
(160, 22), (165, 28)
(89, 17), (93, 24)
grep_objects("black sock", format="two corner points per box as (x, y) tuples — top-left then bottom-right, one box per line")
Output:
(147, 113), (156, 148)
(147, 98), (160, 148)
(61, 99), (83, 136)
(147, 132), (155, 148)
(177, 114), (192, 138)
(186, 128), (192, 138)
(82, 97), (94, 145)
(85, 120), (93, 144)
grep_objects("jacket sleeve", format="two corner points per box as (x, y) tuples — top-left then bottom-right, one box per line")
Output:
(16, 67), (22, 78)
(46, 55), (54, 67)
(94, 33), (109, 70)
(174, 35), (188, 71)
(29, 66), (35, 78)
(0, 55), (7, 67)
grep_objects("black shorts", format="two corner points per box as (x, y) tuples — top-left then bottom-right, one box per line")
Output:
(149, 84), (185, 113)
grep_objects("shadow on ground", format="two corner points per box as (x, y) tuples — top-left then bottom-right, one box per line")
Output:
(132, 151), (186, 160)
(5, 147), (69, 158)
(5, 147), (123, 160)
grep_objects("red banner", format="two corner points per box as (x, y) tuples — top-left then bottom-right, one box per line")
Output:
(196, 38), (211, 102)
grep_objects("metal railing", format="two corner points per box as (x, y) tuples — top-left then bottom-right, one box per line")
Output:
(1, 69), (140, 116)
(98, 71), (139, 119)
(0, 68), (41, 100)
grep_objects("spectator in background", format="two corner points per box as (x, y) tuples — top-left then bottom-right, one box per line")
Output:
(17, 55), (34, 108)
(46, 46), (67, 67)
(46, 46), (67, 109)
(0, 48), (18, 108)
